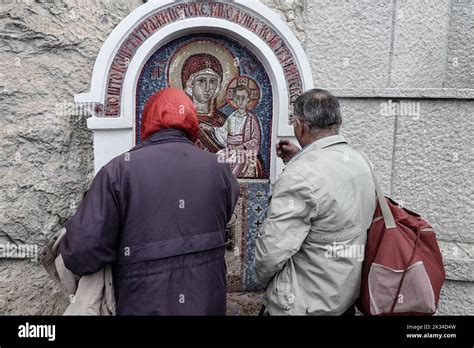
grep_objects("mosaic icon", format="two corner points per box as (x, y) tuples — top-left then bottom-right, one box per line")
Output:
(136, 34), (273, 290)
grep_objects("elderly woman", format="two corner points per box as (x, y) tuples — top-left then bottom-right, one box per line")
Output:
(60, 88), (240, 315)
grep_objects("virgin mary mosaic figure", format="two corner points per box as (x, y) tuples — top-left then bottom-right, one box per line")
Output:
(168, 39), (239, 152)
(182, 54), (226, 126)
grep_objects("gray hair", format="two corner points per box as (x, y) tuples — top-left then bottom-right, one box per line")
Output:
(293, 89), (342, 132)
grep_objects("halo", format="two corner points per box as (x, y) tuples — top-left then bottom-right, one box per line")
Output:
(226, 76), (261, 110)
(168, 39), (239, 108)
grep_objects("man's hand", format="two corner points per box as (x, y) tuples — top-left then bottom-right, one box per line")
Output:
(276, 139), (300, 164)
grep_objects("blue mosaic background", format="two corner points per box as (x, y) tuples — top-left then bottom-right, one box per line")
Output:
(244, 182), (270, 291)
(136, 33), (273, 177)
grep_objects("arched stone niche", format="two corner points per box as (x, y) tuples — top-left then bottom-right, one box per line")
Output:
(77, 0), (313, 291)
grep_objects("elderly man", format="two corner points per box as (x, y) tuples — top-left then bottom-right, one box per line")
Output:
(60, 88), (240, 315)
(255, 89), (376, 315)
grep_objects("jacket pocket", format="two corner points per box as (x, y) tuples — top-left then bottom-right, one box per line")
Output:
(271, 265), (295, 310)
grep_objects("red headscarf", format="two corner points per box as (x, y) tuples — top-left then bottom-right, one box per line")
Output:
(140, 88), (199, 142)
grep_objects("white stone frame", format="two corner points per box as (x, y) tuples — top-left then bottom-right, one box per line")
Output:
(76, 0), (314, 181)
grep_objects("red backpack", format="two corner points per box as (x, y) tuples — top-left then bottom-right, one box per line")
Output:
(357, 152), (445, 315)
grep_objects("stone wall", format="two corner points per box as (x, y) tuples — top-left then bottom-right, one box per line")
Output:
(304, 0), (473, 315)
(0, 0), (472, 315)
(0, 0), (143, 315)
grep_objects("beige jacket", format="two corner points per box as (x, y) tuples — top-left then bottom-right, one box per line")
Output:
(255, 135), (376, 315)
(40, 227), (115, 315)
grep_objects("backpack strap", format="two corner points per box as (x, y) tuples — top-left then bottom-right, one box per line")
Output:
(356, 150), (397, 230)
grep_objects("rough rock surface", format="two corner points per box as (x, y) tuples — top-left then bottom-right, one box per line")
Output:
(0, 0), (142, 315)
(261, 0), (305, 43)
(0, 260), (69, 315)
